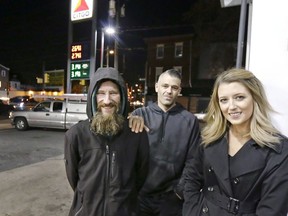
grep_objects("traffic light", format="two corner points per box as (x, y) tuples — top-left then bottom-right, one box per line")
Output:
(44, 73), (50, 84)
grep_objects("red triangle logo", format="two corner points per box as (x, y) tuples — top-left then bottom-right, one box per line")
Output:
(74, 0), (89, 12)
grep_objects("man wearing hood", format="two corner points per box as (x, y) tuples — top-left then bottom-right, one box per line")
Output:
(64, 67), (150, 216)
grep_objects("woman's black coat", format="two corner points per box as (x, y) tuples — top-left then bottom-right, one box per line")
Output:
(183, 135), (288, 216)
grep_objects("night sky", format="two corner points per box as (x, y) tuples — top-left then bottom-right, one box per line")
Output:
(0, 0), (69, 85)
(0, 0), (196, 86)
(0, 0), (193, 84)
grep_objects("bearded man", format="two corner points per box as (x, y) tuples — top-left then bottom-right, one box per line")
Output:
(64, 67), (149, 216)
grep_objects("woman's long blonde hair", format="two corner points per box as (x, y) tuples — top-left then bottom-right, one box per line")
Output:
(202, 68), (280, 148)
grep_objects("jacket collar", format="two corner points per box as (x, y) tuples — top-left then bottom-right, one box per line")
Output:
(151, 102), (184, 114)
(205, 135), (272, 196)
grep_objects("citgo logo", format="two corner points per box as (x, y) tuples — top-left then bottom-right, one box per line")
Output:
(71, 0), (93, 21)
(74, 0), (89, 12)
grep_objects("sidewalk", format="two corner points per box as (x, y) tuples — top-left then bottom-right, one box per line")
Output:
(0, 118), (11, 129)
(0, 155), (73, 216)
(0, 114), (9, 121)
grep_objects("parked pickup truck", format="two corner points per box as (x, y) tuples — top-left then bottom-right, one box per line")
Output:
(9, 99), (87, 131)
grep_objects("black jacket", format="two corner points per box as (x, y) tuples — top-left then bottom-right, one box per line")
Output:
(64, 68), (149, 216)
(132, 102), (200, 198)
(183, 134), (288, 216)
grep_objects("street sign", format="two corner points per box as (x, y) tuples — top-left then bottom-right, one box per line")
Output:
(70, 61), (90, 80)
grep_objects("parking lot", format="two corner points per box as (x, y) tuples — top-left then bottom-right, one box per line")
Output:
(0, 117), (73, 216)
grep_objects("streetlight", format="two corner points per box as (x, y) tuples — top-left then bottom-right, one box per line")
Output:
(100, 27), (116, 68)
(106, 47), (115, 67)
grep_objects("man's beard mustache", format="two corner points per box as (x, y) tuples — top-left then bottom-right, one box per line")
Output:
(90, 102), (124, 136)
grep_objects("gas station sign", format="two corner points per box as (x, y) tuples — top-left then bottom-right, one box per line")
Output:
(70, 42), (90, 61)
(71, 0), (94, 22)
(70, 61), (90, 80)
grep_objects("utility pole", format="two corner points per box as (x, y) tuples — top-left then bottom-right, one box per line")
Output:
(100, 30), (105, 67)
(236, 0), (248, 68)
(66, 0), (73, 93)
(90, 1), (98, 75)
(114, 2), (119, 70)
(108, 0), (125, 70)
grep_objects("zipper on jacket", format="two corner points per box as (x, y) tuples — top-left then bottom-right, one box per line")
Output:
(75, 195), (84, 216)
(111, 151), (116, 179)
(103, 144), (110, 216)
(75, 205), (83, 216)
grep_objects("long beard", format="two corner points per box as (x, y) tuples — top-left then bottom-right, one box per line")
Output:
(90, 103), (124, 136)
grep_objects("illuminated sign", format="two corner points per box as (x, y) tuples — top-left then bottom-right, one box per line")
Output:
(71, 0), (94, 21)
(71, 44), (82, 60)
(70, 61), (90, 80)
(71, 42), (90, 61)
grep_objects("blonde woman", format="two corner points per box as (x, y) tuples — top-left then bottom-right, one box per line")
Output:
(183, 68), (288, 216)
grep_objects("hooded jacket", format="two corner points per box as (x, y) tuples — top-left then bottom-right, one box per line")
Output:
(64, 67), (149, 216)
(132, 102), (201, 198)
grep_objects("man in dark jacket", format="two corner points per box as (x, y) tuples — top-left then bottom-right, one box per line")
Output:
(64, 67), (150, 216)
(131, 69), (201, 216)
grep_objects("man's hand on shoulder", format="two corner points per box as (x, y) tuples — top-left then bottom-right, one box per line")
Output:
(128, 115), (149, 133)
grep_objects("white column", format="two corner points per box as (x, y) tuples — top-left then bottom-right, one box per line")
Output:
(247, 0), (288, 136)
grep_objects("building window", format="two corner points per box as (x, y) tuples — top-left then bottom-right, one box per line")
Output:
(155, 67), (163, 82)
(1, 69), (6, 77)
(175, 42), (183, 58)
(156, 44), (164, 59)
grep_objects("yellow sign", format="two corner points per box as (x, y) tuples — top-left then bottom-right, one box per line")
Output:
(71, 0), (94, 22)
